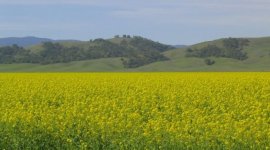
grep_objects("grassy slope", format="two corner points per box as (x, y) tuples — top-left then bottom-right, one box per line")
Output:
(0, 37), (269, 72)
(0, 58), (124, 72)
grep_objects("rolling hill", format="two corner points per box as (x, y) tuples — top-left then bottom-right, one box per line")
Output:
(136, 37), (270, 71)
(0, 36), (269, 72)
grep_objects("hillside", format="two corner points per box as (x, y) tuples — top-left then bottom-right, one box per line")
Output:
(136, 37), (270, 71)
(0, 58), (124, 72)
(0, 36), (270, 72)
(0, 36), (173, 69)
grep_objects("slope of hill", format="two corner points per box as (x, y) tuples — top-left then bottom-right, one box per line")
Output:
(0, 36), (269, 72)
(135, 37), (270, 71)
(0, 58), (124, 72)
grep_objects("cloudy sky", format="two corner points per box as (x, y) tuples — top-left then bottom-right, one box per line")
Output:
(1, 0), (270, 44)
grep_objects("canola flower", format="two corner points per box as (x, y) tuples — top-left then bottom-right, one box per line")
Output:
(0, 73), (269, 149)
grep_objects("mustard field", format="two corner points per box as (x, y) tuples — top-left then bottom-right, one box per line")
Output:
(0, 73), (269, 149)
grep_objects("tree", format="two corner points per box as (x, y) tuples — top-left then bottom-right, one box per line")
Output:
(185, 38), (249, 61)
(186, 48), (193, 53)
(223, 38), (249, 50)
(223, 38), (239, 49)
(204, 59), (215, 65)
(0, 45), (30, 64)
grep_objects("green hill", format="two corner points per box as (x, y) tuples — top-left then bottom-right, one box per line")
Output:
(0, 36), (270, 72)
(0, 36), (173, 69)
(135, 37), (270, 71)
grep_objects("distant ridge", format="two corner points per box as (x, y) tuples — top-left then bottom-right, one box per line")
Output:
(0, 37), (53, 47)
(0, 36), (80, 47)
(173, 45), (187, 48)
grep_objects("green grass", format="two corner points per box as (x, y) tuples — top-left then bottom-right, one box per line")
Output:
(1, 37), (270, 72)
(0, 58), (125, 72)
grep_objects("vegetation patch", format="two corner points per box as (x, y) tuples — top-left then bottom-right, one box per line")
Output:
(204, 58), (215, 65)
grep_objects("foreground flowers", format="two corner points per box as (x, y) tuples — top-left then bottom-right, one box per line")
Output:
(0, 73), (269, 149)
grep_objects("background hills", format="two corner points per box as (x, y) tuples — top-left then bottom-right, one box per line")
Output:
(0, 37), (79, 47)
(0, 37), (53, 47)
(0, 35), (269, 72)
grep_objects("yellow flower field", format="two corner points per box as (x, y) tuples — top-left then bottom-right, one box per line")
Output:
(0, 73), (269, 149)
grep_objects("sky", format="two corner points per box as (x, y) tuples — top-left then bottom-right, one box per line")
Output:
(1, 0), (270, 45)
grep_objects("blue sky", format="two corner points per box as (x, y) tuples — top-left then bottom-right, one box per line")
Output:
(1, 0), (270, 45)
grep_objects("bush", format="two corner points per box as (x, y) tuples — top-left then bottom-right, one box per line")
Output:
(204, 59), (215, 65)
